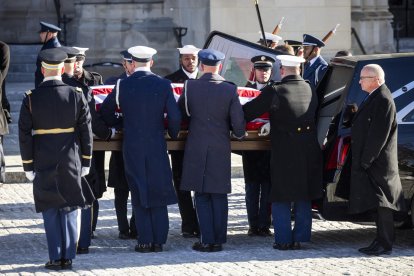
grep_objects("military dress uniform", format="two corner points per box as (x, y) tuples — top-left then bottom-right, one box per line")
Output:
(100, 46), (181, 252)
(104, 50), (136, 239)
(34, 22), (61, 88)
(302, 34), (328, 90)
(178, 49), (245, 252)
(18, 48), (93, 270)
(164, 45), (201, 238)
(242, 55), (274, 236)
(243, 55), (322, 249)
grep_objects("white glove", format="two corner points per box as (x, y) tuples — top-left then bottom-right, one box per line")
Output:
(81, 167), (90, 177)
(258, 122), (270, 136)
(25, 171), (35, 181)
(111, 128), (116, 139)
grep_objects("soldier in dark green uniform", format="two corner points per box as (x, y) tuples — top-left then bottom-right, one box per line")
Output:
(19, 48), (94, 270)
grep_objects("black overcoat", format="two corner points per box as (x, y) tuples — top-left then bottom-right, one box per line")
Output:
(349, 84), (405, 214)
(243, 75), (323, 202)
(100, 70), (181, 208)
(18, 79), (94, 213)
(177, 73), (245, 194)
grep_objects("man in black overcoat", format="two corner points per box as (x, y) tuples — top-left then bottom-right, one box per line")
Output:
(0, 41), (11, 183)
(350, 64), (405, 256)
(165, 45), (201, 238)
(178, 49), (245, 252)
(35, 22), (61, 88)
(19, 48), (94, 270)
(242, 55), (275, 237)
(243, 55), (322, 250)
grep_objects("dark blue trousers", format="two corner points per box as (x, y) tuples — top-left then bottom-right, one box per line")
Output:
(272, 201), (312, 244)
(78, 206), (92, 248)
(42, 208), (80, 261)
(245, 181), (271, 229)
(132, 200), (169, 244)
(195, 192), (228, 244)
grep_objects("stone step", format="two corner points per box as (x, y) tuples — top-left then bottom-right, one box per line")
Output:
(7, 45), (41, 83)
(7, 73), (35, 83)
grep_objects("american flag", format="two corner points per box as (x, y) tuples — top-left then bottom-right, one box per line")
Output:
(90, 83), (269, 130)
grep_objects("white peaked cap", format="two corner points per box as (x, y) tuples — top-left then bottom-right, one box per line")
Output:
(73, 47), (89, 56)
(128, 46), (157, 62)
(177, 45), (201, 55)
(259, 32), (283, 42)
(277, 55), (305, 67)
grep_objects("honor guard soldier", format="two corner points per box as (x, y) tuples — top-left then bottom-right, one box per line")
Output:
(73, 47), (104, 86)
(178, 49), (245, 252)
(35, 21), (61, 88)
(104, 50), (137, 240)
(302, 34), (328, 90)
(165, 44), (201, 238)
(242, 55), (275, 237)
(60, 46), (113, 253)
(18, 48), (94, 270)
(100, 46), (181, 253)
(243, 55), (322, 251)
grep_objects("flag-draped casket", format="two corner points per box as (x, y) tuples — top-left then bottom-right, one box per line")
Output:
(91, 83), (269, 130)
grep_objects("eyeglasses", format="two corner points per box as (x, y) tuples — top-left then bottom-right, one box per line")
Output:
(360, 76), (376, 80)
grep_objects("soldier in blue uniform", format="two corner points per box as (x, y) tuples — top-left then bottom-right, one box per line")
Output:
(104, 50), (137, 240)
(164, 45), (201, 238)
(178, 49), (245, 252)
(242, 55), (274, 237)
(100, 46), (181, 253)
(302, 34), (328, 90)
(60, 46), (113, 253)
(18, 48), (94, 270)
(35, 22), (61, 88)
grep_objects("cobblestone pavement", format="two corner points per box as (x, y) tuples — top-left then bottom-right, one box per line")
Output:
(0, 179), (413, 276)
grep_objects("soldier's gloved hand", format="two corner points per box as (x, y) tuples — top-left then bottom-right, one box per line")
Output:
(81, 167), (90, 177)
(258, 122), (270, 136)
(111, 128), (116, 139)
(25, 171), (35, 181)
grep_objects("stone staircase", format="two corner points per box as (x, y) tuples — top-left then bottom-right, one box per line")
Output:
(7, 44), (42, 83)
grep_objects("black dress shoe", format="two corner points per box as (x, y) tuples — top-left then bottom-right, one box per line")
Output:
(361, 243), (392, 256)
(61, 259), (72, 270)
(272, 243), (291, 250)
(44, 260), (62, 270)
(152, 243), (163, 252)
(358, 240), (378, 253)
(290, 242), (301, 250)
(76, 247), (89, 254)
(119, 232), (130, 240)
(135, 243), (152, 253)
(182, 231), (198, 238)
(210, 244), (223, 252)
(192, 241), (213, 252)
(257, 228), (272, 237)
(247, 228), (259, 236)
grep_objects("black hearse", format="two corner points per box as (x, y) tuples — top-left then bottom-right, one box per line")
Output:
(204, 31), (414, 227)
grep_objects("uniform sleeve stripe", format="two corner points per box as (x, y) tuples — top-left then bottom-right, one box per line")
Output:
(82, 155), (92, 159)
(22, 160), (33, 164)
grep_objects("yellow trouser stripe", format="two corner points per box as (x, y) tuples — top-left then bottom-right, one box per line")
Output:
(33, 127), (74, 135)
(82, 155), (92, 159)
(22, 159), (33, 164)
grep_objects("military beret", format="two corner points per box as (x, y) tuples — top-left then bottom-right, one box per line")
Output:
(198, 49), (225, 66)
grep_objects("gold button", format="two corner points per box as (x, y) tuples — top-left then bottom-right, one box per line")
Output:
(297, 127), (301, 132)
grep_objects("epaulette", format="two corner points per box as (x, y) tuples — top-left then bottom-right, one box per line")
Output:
(75, 87), (83, 93)
(25, 90), (32, 96)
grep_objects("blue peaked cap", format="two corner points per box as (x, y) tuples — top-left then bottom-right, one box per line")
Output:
(302, 34), (325, 48)
(198, 49), (225, 66)
(39, 21), (61, 33)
